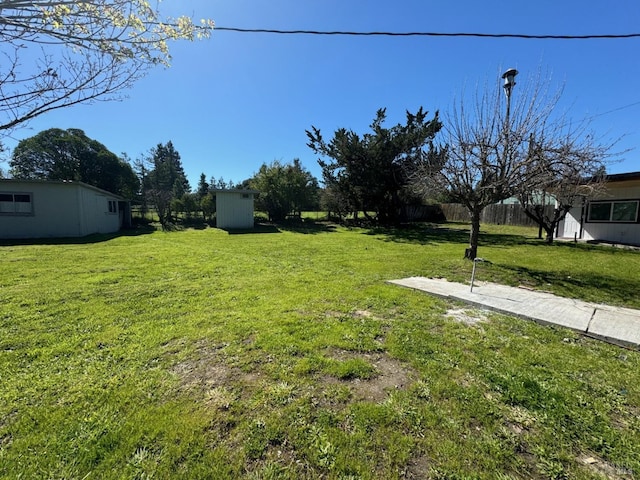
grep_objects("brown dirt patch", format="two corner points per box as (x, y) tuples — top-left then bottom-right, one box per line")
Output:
(169, 338), (418, 407)
(169, 340), (263, 405)
(401, 455), (431, 479)
(577, 455), (635, 479)
(326, 349), (417, 403)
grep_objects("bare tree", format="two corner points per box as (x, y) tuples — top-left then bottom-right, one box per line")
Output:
(412, 68), (614, 259)
(0, 1), (214, 134)
(516, 131), (610, 244)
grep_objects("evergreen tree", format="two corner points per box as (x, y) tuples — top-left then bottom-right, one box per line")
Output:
(197, 173), (209, 197)
(307, 108), (442, 224)
(196, 172), (211, 220)
(133, 155), (150, 217)
(145, 141), (189, 228)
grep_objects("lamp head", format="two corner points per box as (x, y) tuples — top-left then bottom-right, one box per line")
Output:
(502, 68), (518, 94)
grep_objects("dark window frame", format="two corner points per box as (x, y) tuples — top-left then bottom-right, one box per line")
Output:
(0, 191), (34, 216)
(107, 199), (118, 214)
(586, 199), (639, 223)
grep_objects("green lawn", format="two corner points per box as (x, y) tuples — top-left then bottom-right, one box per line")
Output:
(1, 222), (639, 479)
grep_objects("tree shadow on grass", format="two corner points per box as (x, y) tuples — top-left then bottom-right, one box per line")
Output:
(365, 223), (465, 246)
(493, 263), (640, 308)
(224, 220), (338, 235)
(225, 223), (282, 235)
(0, 225), (155, 247)
(269, 219), (338, 235)
(366, 223), (631, 253)
(366, 223), (536, 248)
(179, 218), (209, 230)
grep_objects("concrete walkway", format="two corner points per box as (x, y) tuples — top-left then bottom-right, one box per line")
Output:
(388, 277), (640, 349)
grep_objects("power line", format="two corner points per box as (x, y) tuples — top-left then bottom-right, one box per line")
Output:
(590, 100), (640, 119)
(215, 27), (640, 40)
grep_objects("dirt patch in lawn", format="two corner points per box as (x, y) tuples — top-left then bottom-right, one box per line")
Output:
(402, 455), (431, 479)
(169, 340), (263, 405)
(169, 336), (417, 406)
(577, 454), (635, 479)
(326, 349), (417, 403)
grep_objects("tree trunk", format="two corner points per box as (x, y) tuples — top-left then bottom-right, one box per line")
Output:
(465, 208), (481, 260)
(544, 222), (556, 244)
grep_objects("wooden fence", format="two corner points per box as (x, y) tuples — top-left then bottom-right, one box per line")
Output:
(440, 203), (555, 227)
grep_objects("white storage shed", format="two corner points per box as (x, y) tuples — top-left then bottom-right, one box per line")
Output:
(212, 189), (258, 230)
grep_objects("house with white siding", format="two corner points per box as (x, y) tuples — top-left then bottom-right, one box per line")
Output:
(211, 189), (258, 230)
(558, 171), (640, 246)
(0, 179), (131, 239)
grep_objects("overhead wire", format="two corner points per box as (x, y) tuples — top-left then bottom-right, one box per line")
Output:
(589, 101), (640, 119)
(213, 26), (640, 117)
(215, 27), (640, 40)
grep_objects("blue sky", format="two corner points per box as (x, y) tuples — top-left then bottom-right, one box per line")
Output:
(3, 0), (640, 188)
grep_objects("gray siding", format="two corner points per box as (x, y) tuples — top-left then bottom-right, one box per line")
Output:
(0, 180), (122, 239)
(559, 181), (640, 245)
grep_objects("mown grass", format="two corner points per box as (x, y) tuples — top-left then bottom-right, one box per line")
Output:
(1, 222), (639, 479)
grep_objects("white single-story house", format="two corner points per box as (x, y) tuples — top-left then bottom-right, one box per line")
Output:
(211, 189), (258, 230)
(558, 171), (640, 246)
(0, 179), (131, 239)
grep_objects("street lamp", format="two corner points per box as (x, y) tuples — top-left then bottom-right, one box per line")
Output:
(501, 68), (518, 118)
(502, 68), (518, 97)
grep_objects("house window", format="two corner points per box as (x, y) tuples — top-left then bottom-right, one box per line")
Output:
(0, 192), (33, 215)
(587, 200), (639, 223)
(107, 200), (117, 214)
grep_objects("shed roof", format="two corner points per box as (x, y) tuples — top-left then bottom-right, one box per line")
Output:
(209, 188), (259, 194)
(0, 179), (125, 199)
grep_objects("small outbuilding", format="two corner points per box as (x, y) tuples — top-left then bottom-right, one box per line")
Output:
(211, 189), (258, 230)
(0, 179), (131, 239)
(558, 171), (640, 246)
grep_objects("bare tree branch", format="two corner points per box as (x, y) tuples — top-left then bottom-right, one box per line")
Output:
(410, 68), (618, 257)
(0, 0), (214, 135)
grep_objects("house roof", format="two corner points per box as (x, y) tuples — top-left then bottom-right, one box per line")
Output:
(604, 171), (640, 183)
(209, 188), (259, 194)
(0, 179), (125, 200)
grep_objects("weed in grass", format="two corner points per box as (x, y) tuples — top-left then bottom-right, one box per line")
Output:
(205, 386), (235, 410)
(410, 380), (432, 400)
(535, 447), (569, 480)
(244, 419), (271, 460)
(266, 382), (297, 406)
(309, 425), (337, 470)
(321, 384), (353, 405)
